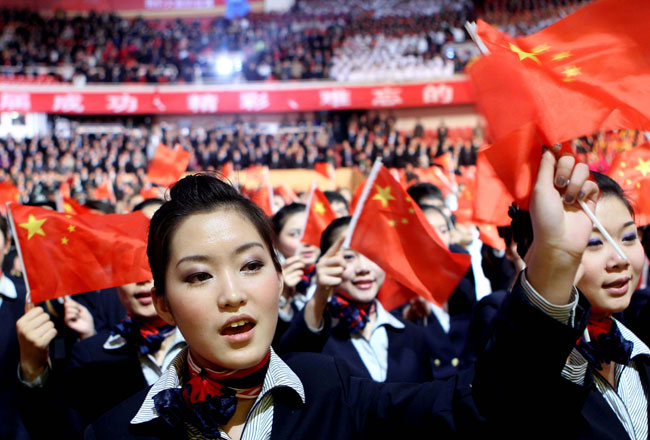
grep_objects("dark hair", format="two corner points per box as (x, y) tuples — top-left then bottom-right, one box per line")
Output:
(320, 216), (351, 255)
(323, 191), (349, 210)
(84, 199), (116, 214)
(147, 173), (281, 297)
(132, 198), (165, 213)
(271, 203), (305, 236)
(420, 204), (452, 229)
(510, 171), (633, 259)
(0, 215), (8, 242)
(407, 182), (444, 207)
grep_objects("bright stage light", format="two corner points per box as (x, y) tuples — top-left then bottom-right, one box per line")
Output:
(215, 55), (235, 76)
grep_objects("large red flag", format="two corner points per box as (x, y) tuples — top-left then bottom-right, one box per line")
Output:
(606, 143), (650, 226)
(8, 204), (151, 303)
(301, 187), (337, 248)
(147, 143), (190, 187)
(469, 0), (650, 145)
(349, 165), (471, 307)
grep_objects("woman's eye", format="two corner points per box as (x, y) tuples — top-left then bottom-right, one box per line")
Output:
(242, 261), (264, 272)
(623, 232), (638, 243)
(186, 272), (211, 284)
(343, 253), (356, 261)
(587, 238), (603, 247)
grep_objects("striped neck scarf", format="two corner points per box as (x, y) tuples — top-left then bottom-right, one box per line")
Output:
(327, 295), (376, 334)
(153, 350), (270, 438)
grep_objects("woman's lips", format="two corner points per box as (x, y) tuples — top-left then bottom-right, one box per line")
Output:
(352, 279), (374, 290)
(602, 277), (631, 296)
(220, 316), (257, 343)
(134, 291), (153, 305)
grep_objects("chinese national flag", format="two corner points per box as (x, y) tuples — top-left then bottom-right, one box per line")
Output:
(140, 186), (163, 200)
(93, 181), (115, 204)
(349, 166), (471, 307)
(454, 171), (475, 223)
(480, 123), (544, 210)
(248, 185), (274, 217)
(62, 197), (92, 215)
(8, 204), (152, 303)
(315, 162), (335, 181)
(0, 181), (20, 214)
(473, 148), (515, 226)
(469, 0), (650, 145)
(147, 143), (190, 187)
(477, 224), (506, 251)
(412, 166), (453, 197)
(301, 188), (337, 248)
(276, 184), (297, 205)
(606, 143), (650, 226)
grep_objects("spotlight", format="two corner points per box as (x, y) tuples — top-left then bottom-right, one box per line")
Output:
(215, 55), (234, 76)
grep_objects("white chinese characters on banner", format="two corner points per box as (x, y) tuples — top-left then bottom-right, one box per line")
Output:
(52, 94), (85, 113)
(187, 94), (219, 113)
(371, 88), (403, 107)
(0, 93), (31, 112)
(106, 94), (138, 113)
(239, 92), (270, 112)
(319, 89), (351, 108)
(422, 85), (454, 105)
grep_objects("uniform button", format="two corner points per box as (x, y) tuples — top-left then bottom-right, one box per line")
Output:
(434, 359), (441, 367)
(451, 357), (459, 367)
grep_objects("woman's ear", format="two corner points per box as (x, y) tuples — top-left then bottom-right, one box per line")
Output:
(151, 287), (176, 326)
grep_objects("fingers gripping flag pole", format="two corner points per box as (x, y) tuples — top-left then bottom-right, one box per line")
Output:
(344, 158), (384, 249)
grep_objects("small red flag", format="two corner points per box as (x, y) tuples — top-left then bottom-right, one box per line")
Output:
(473, 148), (515, 226)
(470, 0), (650, 145)
(93, 181), (116, 204)
(301, 187), (337, 248)
(276, 184), (297, 205)
(315, 162), (335, 181)
(147, 143), (190, 188)
(477, 223), (506, 251)
(349, 166), (471, 307)
(62, 197), (92, 215)
(248, 185), (274, 217)
(0, 181), (20, 215)
(9, 204), (152, 303)
(606, 143), (650, 226)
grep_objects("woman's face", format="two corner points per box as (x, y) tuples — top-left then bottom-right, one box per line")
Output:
(333, 226), (386, 303)
(154, 208), (282, 370)
(277, 211), (320, 264)
(424, 208), (451, 248)
(575, 196), (644, 319)
(117, 280), (157, 321)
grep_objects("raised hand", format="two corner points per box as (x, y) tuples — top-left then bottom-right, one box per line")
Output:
(16, 302), (57, 383)
(304, 235), (346, 330)
(63, 296), (96, 340)
(526, 150), (599, 305)
(281, 255), (306, 297)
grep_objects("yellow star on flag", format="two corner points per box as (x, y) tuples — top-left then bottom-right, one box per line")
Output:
(401, 218), (408, 225)
(387, 219), (396, 227)
(314, 202), (326, 215)
(509, 43), (541, 64)
(635, 158), (650, 177)
(531, 44), (550, 54)
(372, 185), (396, 208)
(552, 51), (571, 61)
(562, 66), (581, 82)
(408, 208), (415, 214)
(19, 215), (47, 240)
(61, 237), (69, 245)
(67, 225), (76, 233)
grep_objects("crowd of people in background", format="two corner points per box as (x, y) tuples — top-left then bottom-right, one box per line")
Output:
(0, 0), (589, 85)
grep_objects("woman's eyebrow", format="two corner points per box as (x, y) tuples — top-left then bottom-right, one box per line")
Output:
(175, 243), (264, 267)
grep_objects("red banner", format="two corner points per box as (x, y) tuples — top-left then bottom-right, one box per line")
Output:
(0, 80), (474, 114)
